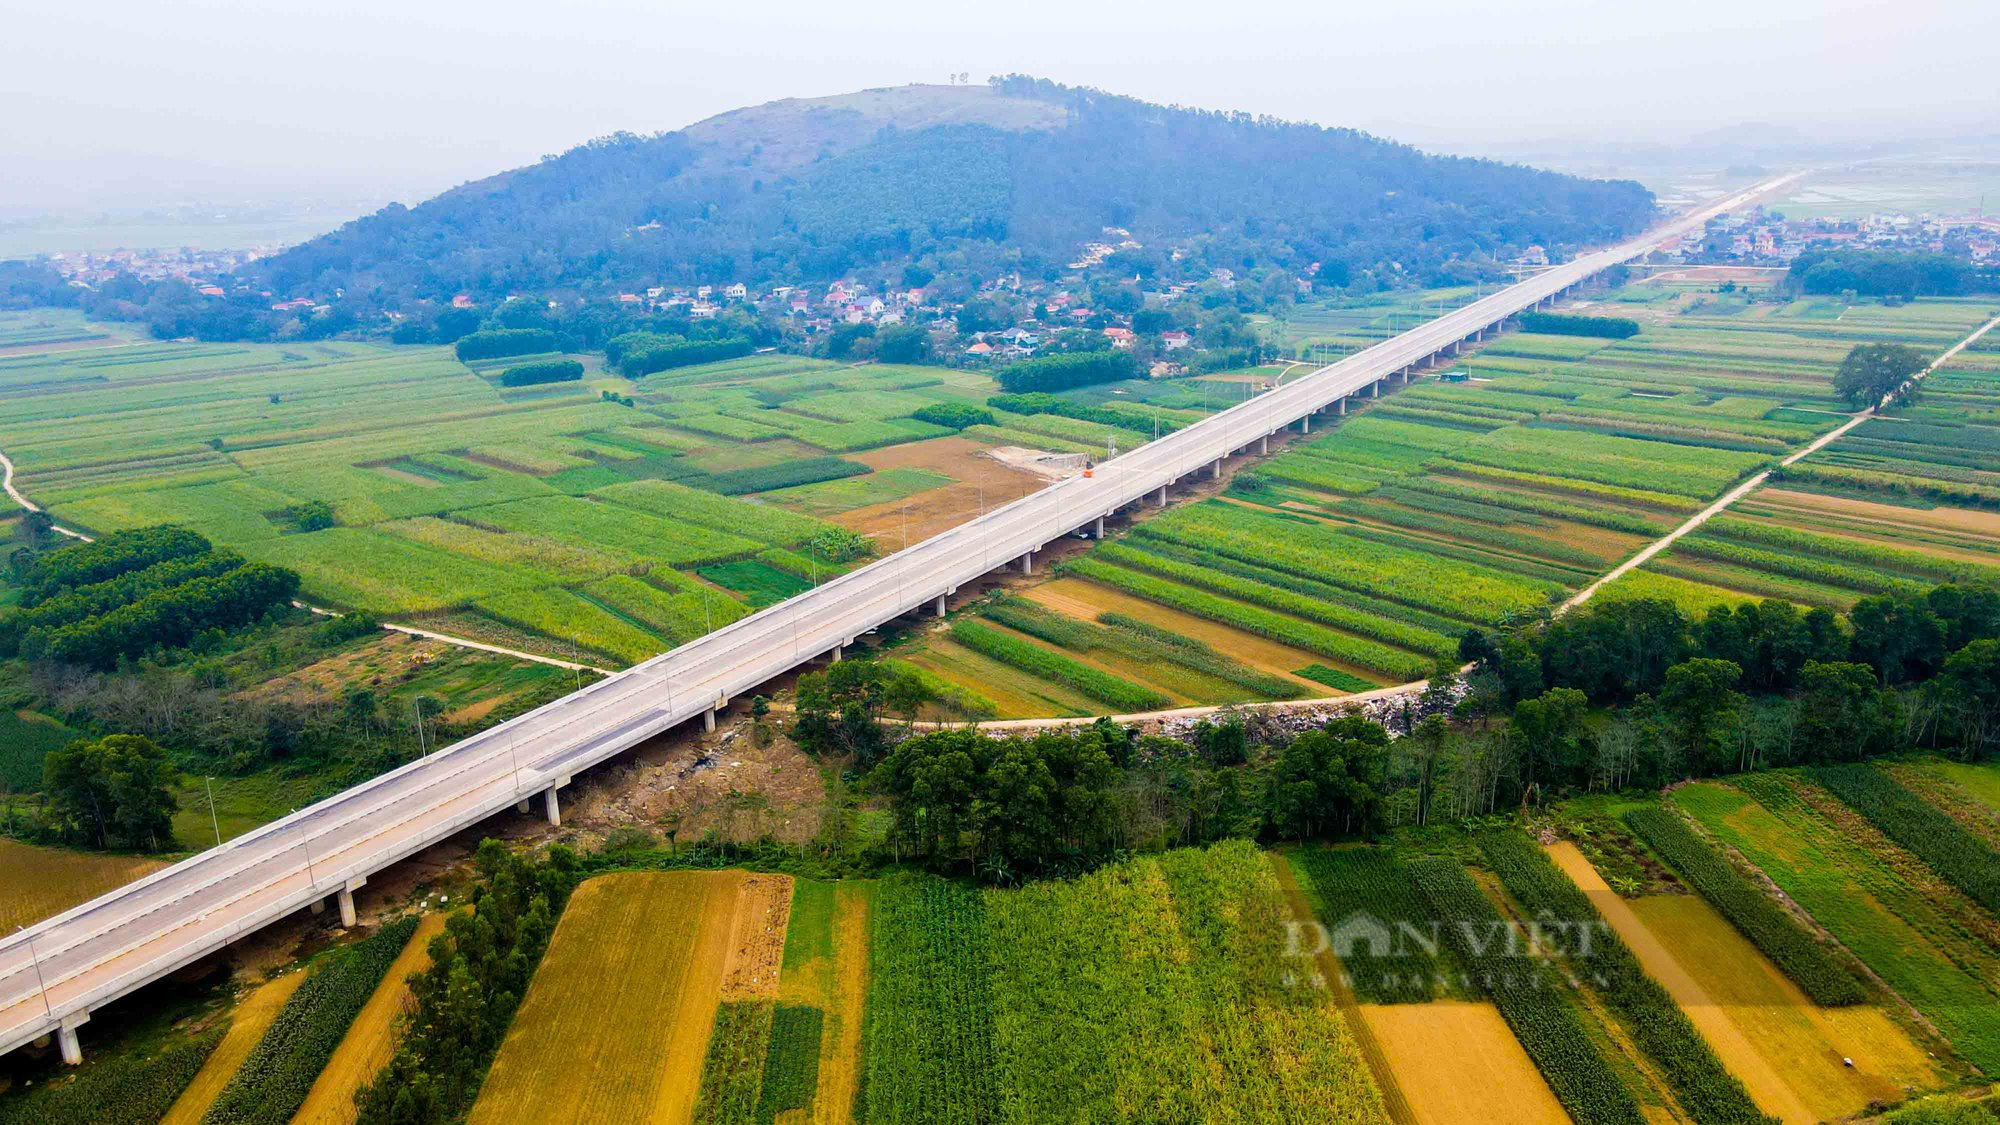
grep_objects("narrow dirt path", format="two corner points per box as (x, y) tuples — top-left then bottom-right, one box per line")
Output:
(1566, 311), (2000, 610)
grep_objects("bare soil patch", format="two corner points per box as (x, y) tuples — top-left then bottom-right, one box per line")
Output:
(833, 437), (1045, 545)
(719, 874), (793, 1001)
(557, 719), (829, 848)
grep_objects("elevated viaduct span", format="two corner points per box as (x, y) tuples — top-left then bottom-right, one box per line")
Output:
(0, 175), (1797, 1062)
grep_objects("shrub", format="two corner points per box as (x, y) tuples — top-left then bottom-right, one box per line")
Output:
(1623, 806), (1864, 1006)
(693, 456), (869, 495)
(453, 328), (556, 361)
(1518, 312), (1641, 339)
(498, 359), (584, 387)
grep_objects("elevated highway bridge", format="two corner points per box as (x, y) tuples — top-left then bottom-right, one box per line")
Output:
(0, 174), (1798, 1062)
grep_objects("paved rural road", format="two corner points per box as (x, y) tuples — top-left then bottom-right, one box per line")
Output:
(0, 174), (1799, 1060)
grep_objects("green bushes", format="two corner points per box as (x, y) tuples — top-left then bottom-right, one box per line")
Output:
(1520, 312), (1641, 339)
(948, 619), (1170, 712)
(985, 392), (1166, 433)
(1410, 857), (1645, 1125)
(993, 351), (1139, 394)
(204, 915), (420, 1125)
(1296, 665), (1374, 692)
(498, 359), (584, 387)
(693, 456), (869, 496)
(620, 337), (754, 377)
(1475, 832), (1771, 1125)
(756, 1005), (824, 1122)
(690, 1001), (773, 1125)
(0, 548), (244, 655)
(1810, 764), (2000, 915)
(26, 561), (302, 670)
(1622, 806), (1865, 1006)
(910, 402), (994, 429)
(453, 328), (556, 361)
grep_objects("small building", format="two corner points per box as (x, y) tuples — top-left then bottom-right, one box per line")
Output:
(1160, 330), (1193, 351)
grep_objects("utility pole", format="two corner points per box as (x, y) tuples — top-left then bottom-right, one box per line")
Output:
(205, 777), (221, 847)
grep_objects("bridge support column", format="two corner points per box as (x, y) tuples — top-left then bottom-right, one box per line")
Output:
(1019, 552), (1034, 575)
(1338, 397), (1347, 415)
(1209, 459), (1222, 479)
(934, 595), (946, 617)
(337, 877), (365, 929)
(517, 798), (530, 814)
(1093, 515), (1105, 538)
(1299, 415), (1310, 434)
(310, 898), (325, 915)
(1475, 327), (1485, 341)
(702, 709), (716, 733)
(1258, 435), (1269, 454)
(1154, 485), (1168, 507)
(57, 1013), (87, 1066)
(544, 777), (569, 826)
(1370, 381), (1380, 398)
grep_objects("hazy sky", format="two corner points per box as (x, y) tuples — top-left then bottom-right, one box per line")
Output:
(5, 0), (1996, 211)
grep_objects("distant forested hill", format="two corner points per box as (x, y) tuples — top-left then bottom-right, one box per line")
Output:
(255, 76), (1654, 303)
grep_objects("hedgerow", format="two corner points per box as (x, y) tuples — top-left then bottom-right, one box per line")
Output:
(1622, 806), (1865, 1006)
(948, 619), (1170, 712)
(1809, 765), (2000, 915)
(203, 915), (420, 1125)
(0, 1027), (223, 1125)
(498, 359), (584, 387)
(910, 402), (995, 429)
(1475, 832), (1772, 1125)
(986, 392), (1167, 434)
(1410, 858), (1645, 1125)
(693, 456), (870, 496)
(993, 351), (1139, 394)
(453, 328), (556, 361)
(620, 337), (754, 377)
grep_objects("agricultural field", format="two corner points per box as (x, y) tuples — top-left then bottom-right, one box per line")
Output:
(470, 870), (787, 1125)
(0, 838), (167, 930)
(899, 289), (2000, 717)
(292, 912), (448, 1125)
(0, 341), (1176, 664)
(1674, 771), (2000, 1074)
(864, 841), (1388, 1125)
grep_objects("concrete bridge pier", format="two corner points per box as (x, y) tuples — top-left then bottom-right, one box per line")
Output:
(1209, 459), (1222, 479)
(1370, 381), (1380, 398)
(1019, 551), (1034, 575)
(1337, 397), (1347, 415)
(517, 798), (531, 814)
(337, 876), (366, 928)
(1093, 515), (1105, 538)
(544, 777), (570, 825)
(57, 1013), (87, 1065)
(1154, 485), (1169, 507)
(1298, 415), (1310, 434)
(1258, 434), (1269, 454)
(934, 594), (947, 617)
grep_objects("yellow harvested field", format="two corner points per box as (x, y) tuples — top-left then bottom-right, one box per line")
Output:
(772, 882), (872, 1125)
(1358, 1001), (1569, 1125)
(469, 870), (788, 1125)
(160, 970), (307, 1125)
(1548, 842), (1938, 1123)
(293, 912), (446, 1125)
(0, 838), (166, 930)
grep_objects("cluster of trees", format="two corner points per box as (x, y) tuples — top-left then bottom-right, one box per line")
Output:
(5, 526), (301, 670)
(1833, 342), (1931, 409)
(356, 840), (578, 1124)
(909, 402), (993, 429)
(452, 328), (556, 361)
(614, 335), (752, 377)
(1518, 311), (1640, 339)
(1459, 582), (2000, 794)
(37, 734), (178, 851)
(497, 359), (583, 387)
(1789, 249), (1998, 299)
(994, 350), (1139, 393)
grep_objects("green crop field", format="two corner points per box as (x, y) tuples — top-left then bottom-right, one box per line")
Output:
(0, 339), (1117, 659)
(862, 842), (1390, 1124)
